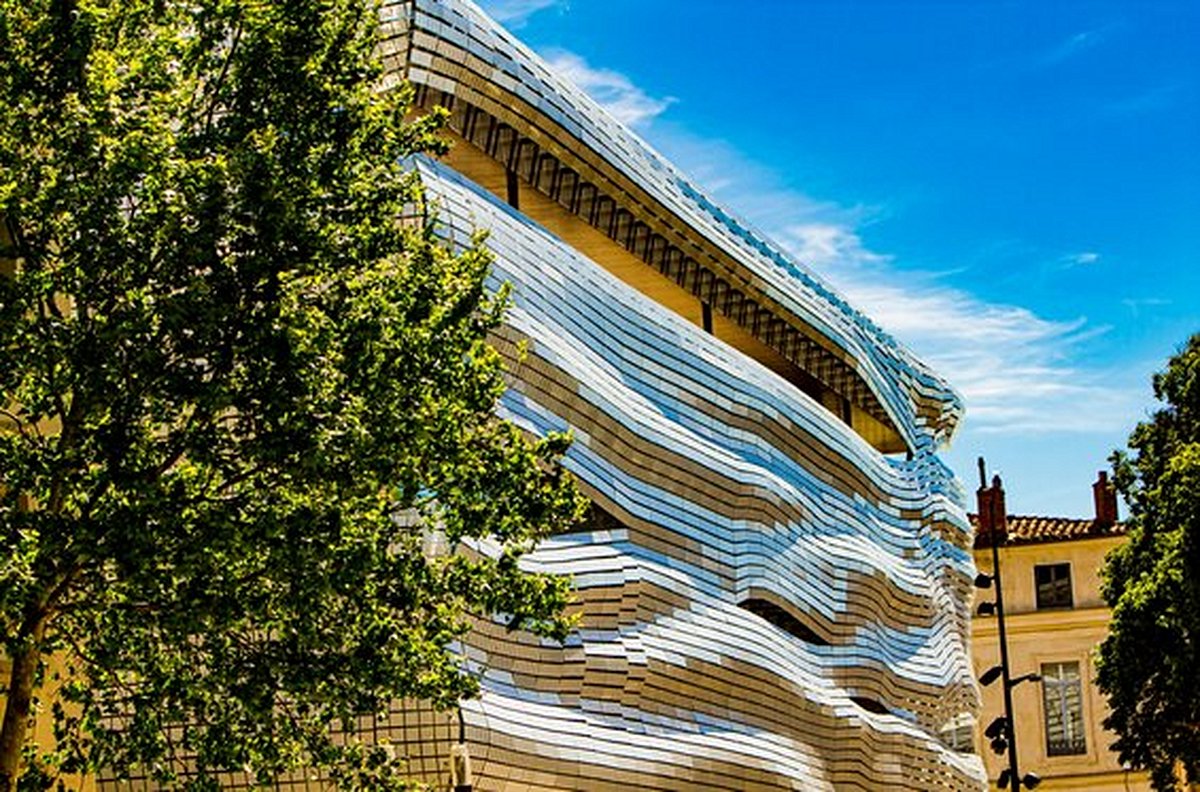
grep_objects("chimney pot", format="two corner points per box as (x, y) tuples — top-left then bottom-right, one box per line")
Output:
(1093, 471), (1118, 527)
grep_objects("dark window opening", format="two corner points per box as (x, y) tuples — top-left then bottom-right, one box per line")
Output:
(739, 598), (830, 646)
(505, 168), (520, 209)
(850, 696), (890, 716)
(1035, 563), (1073, 610)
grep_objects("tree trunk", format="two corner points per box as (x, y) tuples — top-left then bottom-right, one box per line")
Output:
(0, 617), (46, 792)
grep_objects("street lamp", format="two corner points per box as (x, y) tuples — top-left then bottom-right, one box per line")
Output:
(975, 458), (1043, 792)
(979, 665), (1004, 687)
(998, 769), (1041, 790)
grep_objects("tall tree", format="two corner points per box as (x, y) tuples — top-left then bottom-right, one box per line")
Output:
(0, 0), (584, 789)
(1098, 333), (1200, 791)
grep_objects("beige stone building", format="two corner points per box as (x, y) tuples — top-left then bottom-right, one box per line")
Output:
(970, 473), (1151, 791)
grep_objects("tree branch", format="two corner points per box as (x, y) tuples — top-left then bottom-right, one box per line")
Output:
(202, 17), (244, 137)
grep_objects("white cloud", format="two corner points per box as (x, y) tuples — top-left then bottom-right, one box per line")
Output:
(477, 0), (561, 28)
(777, 223), (889, 272)
(641, 126), (1143, 438)
(1121, 297), (1171, 317)
(491, 45), (1146, 441)
(541, 49), (676, 128)
(975, 23), (1119, 78)
(828, 276), (1140, 435)
(1065, 251), (1099, 266)
(1038, 28), (1107, 67)
(786, 239), (1147, 436)
(644, 128), (884, 233)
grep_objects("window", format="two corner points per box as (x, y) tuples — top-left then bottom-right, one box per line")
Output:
(850, 696), (889, 716)
(1035, 563), (1073, 609)
(938, 712), (976, 754)
(1042, 661), (1087, 756)
(739, 598), (830, 646)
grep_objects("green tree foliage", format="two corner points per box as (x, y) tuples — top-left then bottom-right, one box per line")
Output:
(0, 0), (585, 788)
(1098, 333), (1200, 791)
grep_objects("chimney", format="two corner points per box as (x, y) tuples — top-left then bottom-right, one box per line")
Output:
(975, 472), (1008, 546)
(1093, 470), (1118, 527)
(989, 474), (1008, 543)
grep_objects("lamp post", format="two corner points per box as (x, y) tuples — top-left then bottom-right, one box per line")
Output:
(974, 458), (1041, 792)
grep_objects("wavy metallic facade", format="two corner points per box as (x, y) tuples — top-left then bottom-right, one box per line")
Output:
(365, 2), (988, 790)
(75, 0), (986, 788)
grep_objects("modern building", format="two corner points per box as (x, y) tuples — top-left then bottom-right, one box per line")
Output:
(337, 1), (985, 790)
(0, 0), (983, 788)
(970, 473), (1150, 791)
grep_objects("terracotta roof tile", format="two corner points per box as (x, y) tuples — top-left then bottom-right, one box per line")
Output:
(968, 514), (1126, 549)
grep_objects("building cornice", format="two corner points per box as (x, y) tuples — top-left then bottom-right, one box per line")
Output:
(973, 606), (1111, 639)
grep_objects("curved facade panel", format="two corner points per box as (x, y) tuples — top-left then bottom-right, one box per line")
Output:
(378, 2), (985, 789)
(405, 153), (984, 789)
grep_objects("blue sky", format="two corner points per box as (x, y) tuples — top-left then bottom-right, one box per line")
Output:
(477, 0), (1199, 517)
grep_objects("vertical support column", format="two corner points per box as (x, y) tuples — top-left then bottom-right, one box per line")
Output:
(505, 169), (519, 210)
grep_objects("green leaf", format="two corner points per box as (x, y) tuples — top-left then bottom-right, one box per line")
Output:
(0, 0), (585, 788)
